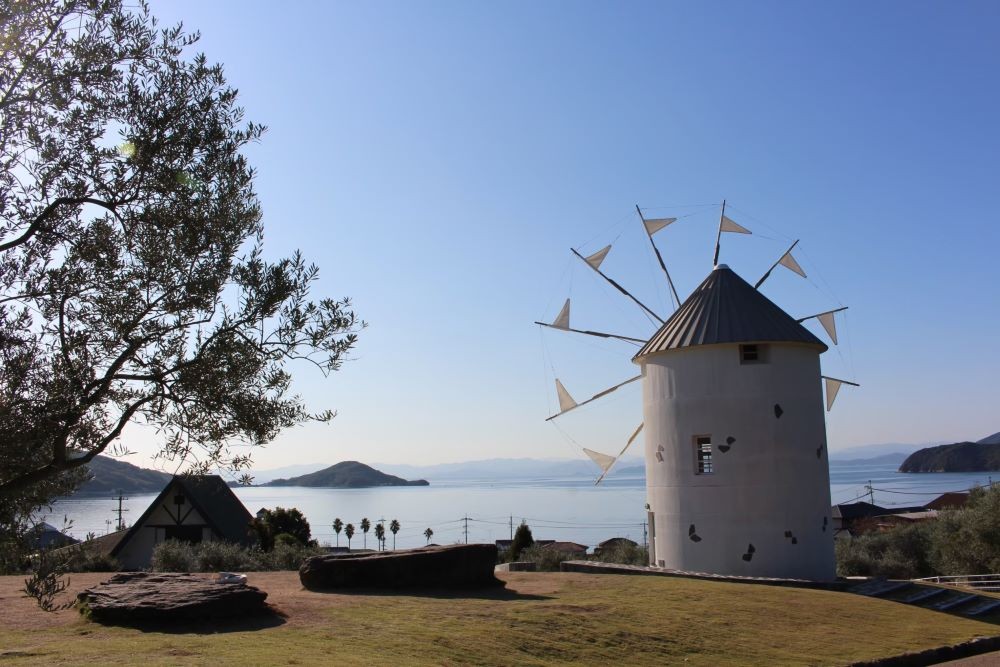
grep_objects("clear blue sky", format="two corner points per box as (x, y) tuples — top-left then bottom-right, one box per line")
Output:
(127, 1), (1000, 470)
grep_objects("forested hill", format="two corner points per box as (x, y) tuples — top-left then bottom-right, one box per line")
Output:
(264, 461), (430, 488)
(76, 456), (172, 494)
(899, 443), (1000, 473)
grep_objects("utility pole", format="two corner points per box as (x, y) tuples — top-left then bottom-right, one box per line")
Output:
(105, 519), (113, 535)
(509, 515), (513, 541)
(463, 515), (468, 544)
(113, 491), (129, 531)
(642, 522), (647, 549)
(866, 480), (875, 505)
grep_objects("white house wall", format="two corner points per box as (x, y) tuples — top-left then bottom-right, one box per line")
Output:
(115, 484), (212, 570)
(641, 343), (835, 581)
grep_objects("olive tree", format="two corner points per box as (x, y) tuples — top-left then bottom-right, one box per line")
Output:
(0, 0), (361, 512)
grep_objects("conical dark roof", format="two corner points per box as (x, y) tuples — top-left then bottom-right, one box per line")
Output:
(634, 265), (827, 360)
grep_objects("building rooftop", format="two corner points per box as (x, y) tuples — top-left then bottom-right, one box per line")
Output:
(634, 265), (827, 360)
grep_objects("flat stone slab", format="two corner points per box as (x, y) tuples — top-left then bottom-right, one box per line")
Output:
(300, 544), (501, 590)
(77, 572), (269, 624)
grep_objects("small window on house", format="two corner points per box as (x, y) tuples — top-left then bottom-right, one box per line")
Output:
(695, 436), (713, 474)
(740, 344), (768, 364)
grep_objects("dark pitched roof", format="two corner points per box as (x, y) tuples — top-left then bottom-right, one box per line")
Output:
(111, 475), (254, 556)
(831, 501), (886, 521)
(925, 492), (969, 510)
(634, 265), (827, 360)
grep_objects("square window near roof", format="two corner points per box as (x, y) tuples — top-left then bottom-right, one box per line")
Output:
(740, 344), (768, 364)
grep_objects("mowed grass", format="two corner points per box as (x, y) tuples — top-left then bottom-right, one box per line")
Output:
(1, 571), (997, 666)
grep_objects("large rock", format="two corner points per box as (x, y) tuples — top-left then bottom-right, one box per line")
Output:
(300, 544), (501, 590)
(77, 572), (269, 624)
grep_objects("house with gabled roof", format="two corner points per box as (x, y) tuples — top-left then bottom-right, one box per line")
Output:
(108, 475), (254, 569)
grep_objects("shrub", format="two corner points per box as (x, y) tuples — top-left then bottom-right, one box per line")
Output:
(836, 522), (936, 579)
(151, 540), (197, 572)
(598, 542), (649, 566)
(518, 544), (571, 571)
(263, 541), (323, 570)
(509, 523), (534, 562)
(195, 540), (262, 572)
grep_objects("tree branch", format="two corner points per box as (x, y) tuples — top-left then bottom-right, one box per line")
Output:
(0, 196), (121, 252)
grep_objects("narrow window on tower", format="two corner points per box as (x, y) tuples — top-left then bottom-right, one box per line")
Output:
(695, 436), (713, 474)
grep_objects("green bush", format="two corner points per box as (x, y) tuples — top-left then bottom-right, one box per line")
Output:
(151, 540), (198, 572)
(509, 523), (534, 562)
(195, 540), (262, 572)
(834, 486), (1000, 579)
(151, 539), (322, 572)
(598, 542), (649, 566)
(835, 523), (935, 579)
(517, 544), (570, 571)
(263, 541), (323, 570)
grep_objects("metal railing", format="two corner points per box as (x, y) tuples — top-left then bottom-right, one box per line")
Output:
(914, 574), (1000, 592)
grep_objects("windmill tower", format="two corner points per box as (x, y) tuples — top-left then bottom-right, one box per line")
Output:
(635, 264), (834, 580)
(539, 202), (857, 582)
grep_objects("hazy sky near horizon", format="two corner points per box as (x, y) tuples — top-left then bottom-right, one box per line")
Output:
(123, 1), (1000, 472)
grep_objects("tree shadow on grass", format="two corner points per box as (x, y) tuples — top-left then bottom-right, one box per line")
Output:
(303, 584), (553, 602)
(85, 605), (288, 635)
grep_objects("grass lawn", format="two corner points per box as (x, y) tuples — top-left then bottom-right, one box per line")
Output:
(1, 571), (997, 666)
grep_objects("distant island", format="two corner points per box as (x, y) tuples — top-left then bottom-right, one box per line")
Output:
(264, 461), (429, 488)
(899, 442), (1000, 473)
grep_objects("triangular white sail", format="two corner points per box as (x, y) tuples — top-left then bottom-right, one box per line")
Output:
(825, 378), (842, 411)
(583, 448), (616, 473)
(817, 311), (838, 345)
(555, 379), (577, 413)
(778, 251), (807, 278)
(551, 299), (570, 330)
(643, 217), (676, 237)
(594, 422), (645, 485)
(720, 215), (751, 234)
(584, 245), (612, 270)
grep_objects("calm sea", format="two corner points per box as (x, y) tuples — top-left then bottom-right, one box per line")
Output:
(40, 462), (996, 550)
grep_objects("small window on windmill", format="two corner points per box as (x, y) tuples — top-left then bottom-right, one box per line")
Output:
(694, 436), (713, 474)
(740, 344), (768, 364)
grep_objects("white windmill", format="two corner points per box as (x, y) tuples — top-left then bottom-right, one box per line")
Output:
(537, 202), (858, 581)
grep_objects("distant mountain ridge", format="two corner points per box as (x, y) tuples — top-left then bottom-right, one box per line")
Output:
(264, 461), (429, 488)
(900, 442), (1000, 473)
(76, 456), (172, 495)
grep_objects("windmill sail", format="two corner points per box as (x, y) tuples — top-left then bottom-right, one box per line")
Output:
(584, 245), (612, 270)
(778, 250), (807, 278)
(583, 448), (616, 472)
(720, 215), (751, 234)
(552, 299), (570, 330)
(555, 379), (577, 412)
(594, 422), (645, 485)
(546, 375), (642, 421)
(643, 217), (676, 236)
(797, 307), (848, 345)
(822, 376), (860, 411)
(817, 311), (838, 344)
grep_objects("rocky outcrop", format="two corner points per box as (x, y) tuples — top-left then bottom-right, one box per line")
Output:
(77, 572), (269, 624)
(299, 544), (501, 590)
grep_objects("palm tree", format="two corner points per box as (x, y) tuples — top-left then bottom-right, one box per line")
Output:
(345, 523), (355, 549)
(424, 527), (433, 544)
(360, 517), (370, 549)
(374, 522), (385, 551)
(332, 518), (343, 547)
(389, 519), (400, 550)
